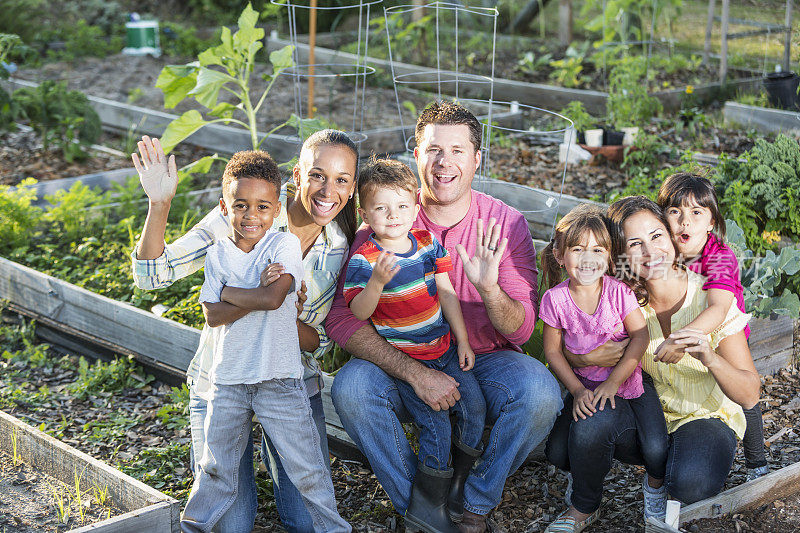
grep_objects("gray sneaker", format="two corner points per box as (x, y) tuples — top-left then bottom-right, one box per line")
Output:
(746, 465), (769, 482)
(642, 474), (667, 521)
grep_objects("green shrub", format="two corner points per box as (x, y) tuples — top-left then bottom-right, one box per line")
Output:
(13, 81), (102, 161)
(0, 178), (44, 253)
(714, 134), (800, 253)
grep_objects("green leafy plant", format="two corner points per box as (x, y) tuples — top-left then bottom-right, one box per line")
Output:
(558, 101), (596, 133)
(44, 182), (109, 241)
(714, 134), (800, 253)
(726, 219), (800, 317)
(0, 178), (43, 252)
(13, 81), (101, 161)
(160, 22), (218, 58)
(548, 42), (591, 88)
(606, 58), (662, 128)
(582, 0), (682, 52)
(155, 3), (309, 170)
(516, 50), (553, 76)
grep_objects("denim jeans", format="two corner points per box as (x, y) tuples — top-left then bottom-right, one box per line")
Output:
(395, 345), (486, 470)
(262, 392), (330, 533)
(181, 379), (350, 533)
(546, 375), (737, 513)
(545, 375), (668, 514)
(331, 349), (562, 515)
(189, 387), (329, 533)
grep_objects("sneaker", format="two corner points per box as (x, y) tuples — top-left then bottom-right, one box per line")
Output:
(746, 465), (769, 482)
(642, 474), (667, 521)
(544, 508), (600, 533)
(564, 472), (573, 507)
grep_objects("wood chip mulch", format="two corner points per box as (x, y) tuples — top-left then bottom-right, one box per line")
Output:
(1, 314), (798, 532)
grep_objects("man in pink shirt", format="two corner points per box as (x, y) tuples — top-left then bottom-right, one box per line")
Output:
(327, 101), (562, 532)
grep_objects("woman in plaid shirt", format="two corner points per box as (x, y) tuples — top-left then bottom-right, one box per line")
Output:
(131, 130), (358, 532)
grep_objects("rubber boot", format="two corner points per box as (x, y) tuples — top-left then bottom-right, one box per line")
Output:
(447, 438), (483, 523)
(405, 462), (459, 533)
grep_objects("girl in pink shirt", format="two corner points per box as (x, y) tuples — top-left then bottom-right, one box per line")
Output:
(540, 205), (667, 531)
(658, 172), (768, 480)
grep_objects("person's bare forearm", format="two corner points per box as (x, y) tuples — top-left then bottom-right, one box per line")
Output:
(706, 352), (761, 407)
(437, 274), (470, 345)
(478, 284), (524, 336)
(136, 201), (171, 259)
(298, 320), (320, 353)
(221, 275), (293, 311)
(343, 324), (426, 382)
(348, 279), (384, 321)
(202, 301), (249, 327)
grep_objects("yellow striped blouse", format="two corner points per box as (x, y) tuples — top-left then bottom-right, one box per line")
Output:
(641, 270), (751, 439)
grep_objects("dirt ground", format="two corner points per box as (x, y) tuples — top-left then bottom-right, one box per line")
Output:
(12, 53), (436, 134)
(0, 449), (121, 532)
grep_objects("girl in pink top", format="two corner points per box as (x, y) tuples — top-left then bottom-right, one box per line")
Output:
(540, 205), (666, 532)
(658, 172), (768, 480)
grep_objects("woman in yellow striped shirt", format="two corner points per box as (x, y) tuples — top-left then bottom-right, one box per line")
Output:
(546, 196), (760, 531)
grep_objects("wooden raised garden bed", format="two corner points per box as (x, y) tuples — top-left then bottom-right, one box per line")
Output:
(724, 101), (800, 134)
(0, 409), (179, 532)
(265, 36), (764, 115)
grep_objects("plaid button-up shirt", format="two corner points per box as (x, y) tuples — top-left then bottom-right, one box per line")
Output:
(131, 182), (349, 397)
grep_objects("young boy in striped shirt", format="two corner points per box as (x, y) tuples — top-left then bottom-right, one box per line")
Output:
(343, 157), (484, 531)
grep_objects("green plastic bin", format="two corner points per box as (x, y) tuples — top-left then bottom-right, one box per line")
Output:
(123, 19), (161, 57)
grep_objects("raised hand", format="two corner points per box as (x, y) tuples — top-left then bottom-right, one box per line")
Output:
(455, 218), (508, 295)
(131, 135), (178, 205)
(371, 251), (401, 287)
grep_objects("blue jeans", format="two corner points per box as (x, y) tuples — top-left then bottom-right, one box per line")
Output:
(331, 349), (562, 515)
(545, 375), (668, 514)
(395, 345), (486, 470)
(181, 379), (350, 533)
(546, 376), (736, 513)
(189, 387), (332, 533)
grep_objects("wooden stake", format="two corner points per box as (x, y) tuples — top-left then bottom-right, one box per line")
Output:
(558, 0), (573, 46)
(783, 0), (793, 72)
(719, 0), (729, 83)
(703, 0), (716, 65)
(308, 0), (317, 119)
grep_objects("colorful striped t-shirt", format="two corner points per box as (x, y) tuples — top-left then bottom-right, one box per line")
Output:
(343, 228), (453, 360)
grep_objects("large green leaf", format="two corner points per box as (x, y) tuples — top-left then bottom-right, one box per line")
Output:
(208, 102), (239, 119)
(188, 67), (236, 109)
(181, 154), (221, 176)
(234, 3), (263, 53)
(160, 110), (209, 154)
(269, 45), (295, 72)
(156, 64), (199, 109)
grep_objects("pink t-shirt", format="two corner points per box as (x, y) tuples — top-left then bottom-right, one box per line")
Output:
(685, 233), (749, 338)
(539, 275), (643, 399)
(326, 190), (539, 356)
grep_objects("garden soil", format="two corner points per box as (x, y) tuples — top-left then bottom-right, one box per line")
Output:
(0, 449), (122, 532)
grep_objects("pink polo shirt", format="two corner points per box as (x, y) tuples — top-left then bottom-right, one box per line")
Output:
(686, 234), (749, 339)
(326, 190), (539, 355)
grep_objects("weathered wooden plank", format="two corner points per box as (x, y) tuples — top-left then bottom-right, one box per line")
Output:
(265, 37), (610, 115)
(644, 517), (681, 533)
(0, 410), (179, 532)
(0, 257), (201, 372)
(10, 168), (138, 206)
(70, 502), (174, 533)
(724, 101), (800, 134)
(749, 316), (796, 375)
(679, 460), (800, 525)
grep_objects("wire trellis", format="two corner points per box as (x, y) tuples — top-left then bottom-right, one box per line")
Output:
(383, 1), (574, 236)
(272, 0), (383, 143)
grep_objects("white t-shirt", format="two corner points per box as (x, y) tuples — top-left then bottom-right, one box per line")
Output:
(198, 230), (305, 386)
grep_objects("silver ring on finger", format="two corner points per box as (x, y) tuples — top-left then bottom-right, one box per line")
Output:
(487, 244), (497, 251)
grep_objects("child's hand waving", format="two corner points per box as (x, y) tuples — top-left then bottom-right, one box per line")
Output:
(371, 251), (400, 287)
(572, 387), (596, 421)
(592, 380), (619, 411)
(131, 136), (178, 205)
